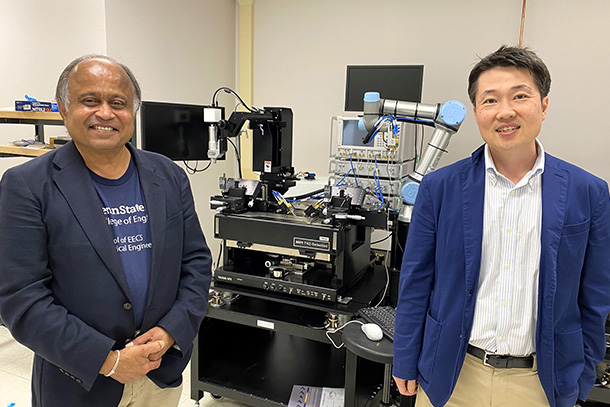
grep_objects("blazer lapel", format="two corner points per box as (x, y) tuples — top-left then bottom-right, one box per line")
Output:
(537, 154), (568, 338)
(129, 147), (167, 309)
(461, 147), (486, 290)
(52, 143), (132, 299)
(540, 155), (568, 266)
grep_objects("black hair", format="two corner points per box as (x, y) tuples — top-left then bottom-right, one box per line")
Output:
(468, 45), (551, 105)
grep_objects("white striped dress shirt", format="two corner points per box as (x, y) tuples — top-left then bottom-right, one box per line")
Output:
(469, 141), (545, 356)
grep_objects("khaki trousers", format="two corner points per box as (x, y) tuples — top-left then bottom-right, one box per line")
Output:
(415, 353), (549, 407)
(117, 375), (183, 407)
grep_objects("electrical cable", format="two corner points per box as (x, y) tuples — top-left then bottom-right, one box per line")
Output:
(415, 126), (424, 162)
(413, 123), (419, 166)
(325, 320), (364, 349)
(371, 234), (392, 246)
(335, 169), (352, 187)
(226, 137), (242, 179)
(396, 117), (435, 128)
(214, 241), (223, 271)
(212, 87), (260, 113)
(287, 193), (324, 204)
(349, 153), (359, 188)
(285, 188), (325, 201)
(183, 160), (212, 174)
(395, 232), (406, 260)
(373, 155), (385, 209)
(373, 255), (391, 308)
(367, 247), (391, 308)
(368, 115), (434, 148)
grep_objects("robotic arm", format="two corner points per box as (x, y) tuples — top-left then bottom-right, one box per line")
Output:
(359, 91), (466, 205)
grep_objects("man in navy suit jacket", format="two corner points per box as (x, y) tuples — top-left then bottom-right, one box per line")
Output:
(0, 55), (212, 406)
(393, 46), (610, 407)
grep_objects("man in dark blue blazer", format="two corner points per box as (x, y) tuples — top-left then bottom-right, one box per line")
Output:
(0, 55), (212, 406)
(392, 46), (610, 407)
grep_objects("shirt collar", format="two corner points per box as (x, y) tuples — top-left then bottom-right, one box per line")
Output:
(484, 140), (545, 187)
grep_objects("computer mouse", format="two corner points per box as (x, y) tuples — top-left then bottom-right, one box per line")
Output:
(361, 323), (383, 341)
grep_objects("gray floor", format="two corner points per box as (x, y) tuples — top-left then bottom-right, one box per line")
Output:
(0, 325), (248, 407)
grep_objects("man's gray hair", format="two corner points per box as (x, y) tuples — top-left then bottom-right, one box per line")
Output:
(55, 54), (142, 114)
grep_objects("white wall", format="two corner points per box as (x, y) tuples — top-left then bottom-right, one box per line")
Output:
(104, 0), (236, 106)
(104, 0), (237, 255)
(252, 0), (610, 182)
(0, 0), (107, 142)
(0, 0), (107, 174)
(0, 0), (237, 255)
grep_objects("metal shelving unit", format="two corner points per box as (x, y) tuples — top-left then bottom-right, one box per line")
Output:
(0, 111), (63, 142)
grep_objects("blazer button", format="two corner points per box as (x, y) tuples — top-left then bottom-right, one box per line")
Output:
(123, 303), (133, 311)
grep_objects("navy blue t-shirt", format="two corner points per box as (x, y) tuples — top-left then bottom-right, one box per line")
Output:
(90, 158), (152, 328)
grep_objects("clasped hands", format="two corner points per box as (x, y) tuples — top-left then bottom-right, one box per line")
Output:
(99, 326), (175, 384)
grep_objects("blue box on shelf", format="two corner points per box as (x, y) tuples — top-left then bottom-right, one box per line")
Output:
(15, 100), (58, 112)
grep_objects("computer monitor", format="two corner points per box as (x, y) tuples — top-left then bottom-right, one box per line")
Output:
(139, 101), (225, 161)
(344, 65), (424, 112)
